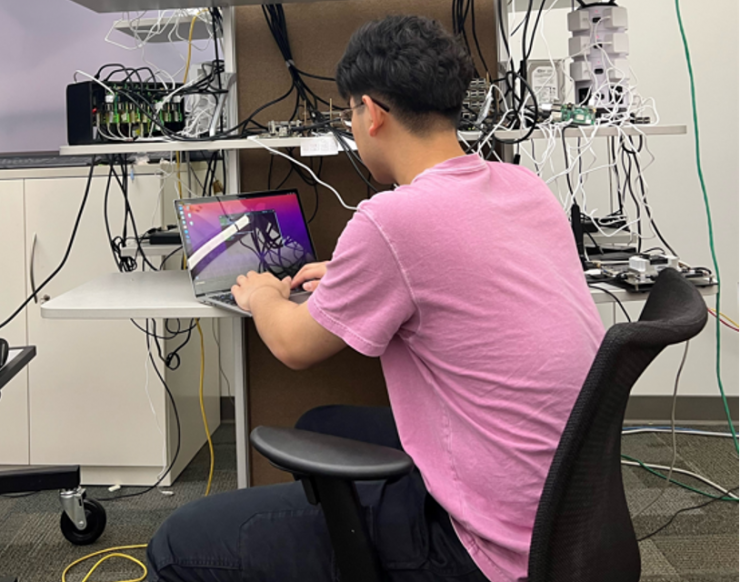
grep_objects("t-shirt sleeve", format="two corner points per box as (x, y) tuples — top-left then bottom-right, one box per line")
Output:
(307, 209), (417, 358)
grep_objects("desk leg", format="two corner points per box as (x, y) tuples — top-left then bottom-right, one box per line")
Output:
(232, 318), (250, 488)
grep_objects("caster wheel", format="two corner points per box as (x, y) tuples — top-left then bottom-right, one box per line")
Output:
(60, 498), (107, 545)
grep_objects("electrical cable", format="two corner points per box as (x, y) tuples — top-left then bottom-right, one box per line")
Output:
(622, 427), (738, 438)
(248, 137), (357, 211)
(587, 283), (631, 321)
(62, 545), (148, 582)
(98, 321), (181, 501)
(211, 319), (232, 398)
(708, 308), (739, 332)
(0, 157), (97, 330)
(674, 0), (737, 452)
(636, 486), (739, 542)
(195, 320), (215, 496)
(630, 341), (688, 517)
(621, 456), (738, 502)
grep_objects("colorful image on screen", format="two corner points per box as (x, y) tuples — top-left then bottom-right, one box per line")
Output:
(177, 191), (315, 296)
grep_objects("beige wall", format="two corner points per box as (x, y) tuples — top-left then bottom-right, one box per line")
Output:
(234, 0), (498, 485)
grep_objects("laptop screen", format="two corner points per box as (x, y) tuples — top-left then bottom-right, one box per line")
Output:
(175, 190), (317, 297)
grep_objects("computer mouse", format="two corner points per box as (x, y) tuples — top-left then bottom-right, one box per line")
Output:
(0, 338), (8, 368)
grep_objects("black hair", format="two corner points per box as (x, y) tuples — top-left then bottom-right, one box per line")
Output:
(336, 15), (475, 134)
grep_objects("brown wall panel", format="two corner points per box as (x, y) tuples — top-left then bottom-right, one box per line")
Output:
(235, 0), (498, 485)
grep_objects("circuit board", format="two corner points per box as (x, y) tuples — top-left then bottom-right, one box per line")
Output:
(551, 103), (597, 126)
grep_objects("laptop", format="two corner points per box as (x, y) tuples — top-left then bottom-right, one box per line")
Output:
(175, 189), (318, 315)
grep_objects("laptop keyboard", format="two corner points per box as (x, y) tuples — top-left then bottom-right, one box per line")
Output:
(210, 293), (237, 306)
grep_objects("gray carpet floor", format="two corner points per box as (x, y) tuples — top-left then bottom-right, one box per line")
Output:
(1, 422), (737, 582)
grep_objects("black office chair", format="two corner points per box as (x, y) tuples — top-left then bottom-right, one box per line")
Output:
(0, 344), (107, 553)
(250, 268), (708, 582)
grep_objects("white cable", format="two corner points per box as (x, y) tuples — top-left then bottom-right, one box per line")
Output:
(620, 460), (739, 501)
(142, 330), (168, 481)
(247, 137), (358, 211)
(622, 428), (737, 438)
(631, 341), (688, 516)
(74, 70), (116, 95)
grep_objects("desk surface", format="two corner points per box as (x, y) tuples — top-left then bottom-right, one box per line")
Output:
(41, 271), (239, 320)
(41, 270), (717, 321)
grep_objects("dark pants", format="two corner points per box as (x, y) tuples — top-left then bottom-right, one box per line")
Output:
(147, 405), (488, 582)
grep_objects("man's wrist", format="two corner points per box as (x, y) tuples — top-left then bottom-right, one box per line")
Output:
(249, 285), (286, 310)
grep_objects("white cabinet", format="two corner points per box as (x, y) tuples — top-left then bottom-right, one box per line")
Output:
(0, 167), (220, 486)
(0, 180), (30, 464)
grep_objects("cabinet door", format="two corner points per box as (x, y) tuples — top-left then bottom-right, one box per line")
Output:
(24, 173), (169, 472)
(0, 180), (29, 464)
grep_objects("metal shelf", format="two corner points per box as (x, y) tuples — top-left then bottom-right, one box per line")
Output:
(60, 137), (307, 156)
(114, 14), (217, 43)
(70, 0), (346, 13)
(60, 125), (686, 157)
(459, 124), (686, 142)
(120, 243), (182, 258)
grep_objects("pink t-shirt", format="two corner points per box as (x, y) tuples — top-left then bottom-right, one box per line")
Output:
(307, 154), (604, 582)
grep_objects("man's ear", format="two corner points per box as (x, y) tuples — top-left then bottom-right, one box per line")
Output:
(362, 94), (387, 137)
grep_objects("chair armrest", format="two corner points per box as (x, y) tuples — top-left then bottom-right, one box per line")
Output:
(250, 426), (414, 481)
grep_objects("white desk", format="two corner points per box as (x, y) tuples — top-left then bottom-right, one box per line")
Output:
(588, 281), (717, 305)
(42, 271), (252, 488)
(41, 271), (717, 488)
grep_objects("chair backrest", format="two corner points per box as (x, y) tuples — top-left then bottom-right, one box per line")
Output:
(528, 269), (708, 582)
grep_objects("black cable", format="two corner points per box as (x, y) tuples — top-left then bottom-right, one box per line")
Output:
(267, 153), (275, 189)
(98, 320), (181, 501)
(469, 0), (490, 77)
(103, 164), (137, 272)
(0, 157), (97, 330)
(128, 318), (195, 342)
(307, 157), (322, 223)
(154, 319), (194, 371)
(159, 246), (183, 269)
(585, 230), (605, 255)
(620, 137), (642, 252)
(210, 8), (225, 134)
(587, 284), (631, 321)
(609, 136), (624, 215)
(330, 127), (378, 193)
(637, 486), (739, 542)
(521, 0), (534, 74)
(111, 159), (159, 271)
(288, 61), (335, 82)
(524, 0), (547, 63)
(623, 136), (678, 256)
(275, 163), (295, 190)
(0, 491), (40, 498)
(562, 131), (575, 197)
(497, 0), (514, 74)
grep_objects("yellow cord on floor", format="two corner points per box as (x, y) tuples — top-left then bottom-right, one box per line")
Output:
(62, 545), (147, 582)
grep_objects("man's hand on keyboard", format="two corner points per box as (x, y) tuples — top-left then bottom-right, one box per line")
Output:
(231, 271), (292, 312)
(291, 261), (329, 293)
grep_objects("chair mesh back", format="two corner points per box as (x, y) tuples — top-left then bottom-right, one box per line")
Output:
(528, 269), (708, 582)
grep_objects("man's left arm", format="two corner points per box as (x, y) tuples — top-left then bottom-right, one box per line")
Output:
(231, 273), (346, 370)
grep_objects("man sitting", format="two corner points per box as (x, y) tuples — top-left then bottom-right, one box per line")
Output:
(147, 14), (604, 582)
